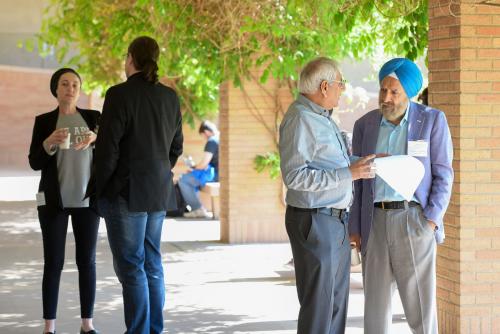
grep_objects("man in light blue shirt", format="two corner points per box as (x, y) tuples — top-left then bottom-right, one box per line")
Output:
(373, 103), (414, 202)
(279, 57), (376, 334)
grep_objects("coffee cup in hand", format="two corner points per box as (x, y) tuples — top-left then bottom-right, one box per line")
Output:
(351, 244), (361, 266)
(59, 128), (71, 150)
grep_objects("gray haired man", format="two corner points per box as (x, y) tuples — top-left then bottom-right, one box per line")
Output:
(279, 57), (376, 334)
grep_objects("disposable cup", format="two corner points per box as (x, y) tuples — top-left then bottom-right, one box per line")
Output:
(351, 246), (361, 266)
(59, 128), (70, 150)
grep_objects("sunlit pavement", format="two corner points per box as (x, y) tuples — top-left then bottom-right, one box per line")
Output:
(0, 198), (411, 333)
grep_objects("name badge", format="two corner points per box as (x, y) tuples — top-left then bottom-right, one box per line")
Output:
(36, 192), (46, 206)
(408, 140), (428, 157)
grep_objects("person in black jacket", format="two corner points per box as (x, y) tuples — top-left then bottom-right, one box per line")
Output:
(94, 36), (183, 334)
(29, 68), (100, 334)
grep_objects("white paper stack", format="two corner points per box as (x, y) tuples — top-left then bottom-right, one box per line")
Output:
(373, 155), (425, 201)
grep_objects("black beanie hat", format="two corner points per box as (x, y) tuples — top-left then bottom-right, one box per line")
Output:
(50, 68), (81, 97)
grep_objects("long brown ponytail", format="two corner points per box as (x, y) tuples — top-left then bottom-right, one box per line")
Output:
(128, 36), (160, 84)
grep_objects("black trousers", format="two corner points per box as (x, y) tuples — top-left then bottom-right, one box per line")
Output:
(38, 207), (99, 319)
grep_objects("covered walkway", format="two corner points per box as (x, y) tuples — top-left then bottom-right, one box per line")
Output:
(0, 199), (411, 333)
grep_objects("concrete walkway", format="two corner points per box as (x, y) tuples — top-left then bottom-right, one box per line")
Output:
(0, 200), (411, 334)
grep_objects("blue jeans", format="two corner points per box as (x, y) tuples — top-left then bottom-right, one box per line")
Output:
(178, 173), (203, 210)
(99, 197), (166, 334)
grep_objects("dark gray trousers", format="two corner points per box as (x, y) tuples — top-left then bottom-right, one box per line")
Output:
(286, 206), (351, 334)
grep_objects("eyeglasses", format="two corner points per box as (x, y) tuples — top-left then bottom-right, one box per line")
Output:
(323, 78), (347, 88)
(329, 78), (347, 87)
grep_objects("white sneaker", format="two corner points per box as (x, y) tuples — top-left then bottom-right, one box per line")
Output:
(183, 207), (210, 218)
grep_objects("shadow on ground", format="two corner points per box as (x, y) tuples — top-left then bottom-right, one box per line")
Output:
(0, 200), (411, 334)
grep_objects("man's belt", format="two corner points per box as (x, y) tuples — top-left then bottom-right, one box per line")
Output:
(288, 205), (346, 219)
(374, 201), (420, 210)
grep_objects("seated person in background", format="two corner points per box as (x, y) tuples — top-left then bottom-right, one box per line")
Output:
(179, 120), (219, 218)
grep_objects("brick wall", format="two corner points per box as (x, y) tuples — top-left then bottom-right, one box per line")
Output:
(429, 0), (500, 332)
(219, 73), (293, 243)
(0, 65), (209, 179)
(0, 65), (91, 175)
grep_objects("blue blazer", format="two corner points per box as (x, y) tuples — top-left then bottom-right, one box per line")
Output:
(348, 102), (453, 253)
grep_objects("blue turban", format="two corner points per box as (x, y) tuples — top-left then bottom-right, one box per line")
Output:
(379, 58), (423, 98)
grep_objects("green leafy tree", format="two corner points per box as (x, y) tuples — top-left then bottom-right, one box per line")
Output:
(33, 0), (428, 178)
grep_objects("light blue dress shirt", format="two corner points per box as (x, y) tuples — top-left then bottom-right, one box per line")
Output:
(279, 94), (353, 209)
(374, 103), (416, 202)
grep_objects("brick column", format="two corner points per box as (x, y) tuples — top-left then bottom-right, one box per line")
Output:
(219, 74), (292, 243)
(429, 0), (500, 332)
(0, 66), (92, 174)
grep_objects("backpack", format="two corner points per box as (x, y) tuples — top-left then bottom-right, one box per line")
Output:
(166, 183), (187, 217)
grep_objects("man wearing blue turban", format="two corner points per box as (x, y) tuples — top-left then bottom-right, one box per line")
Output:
(349, 58), (454, 333)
